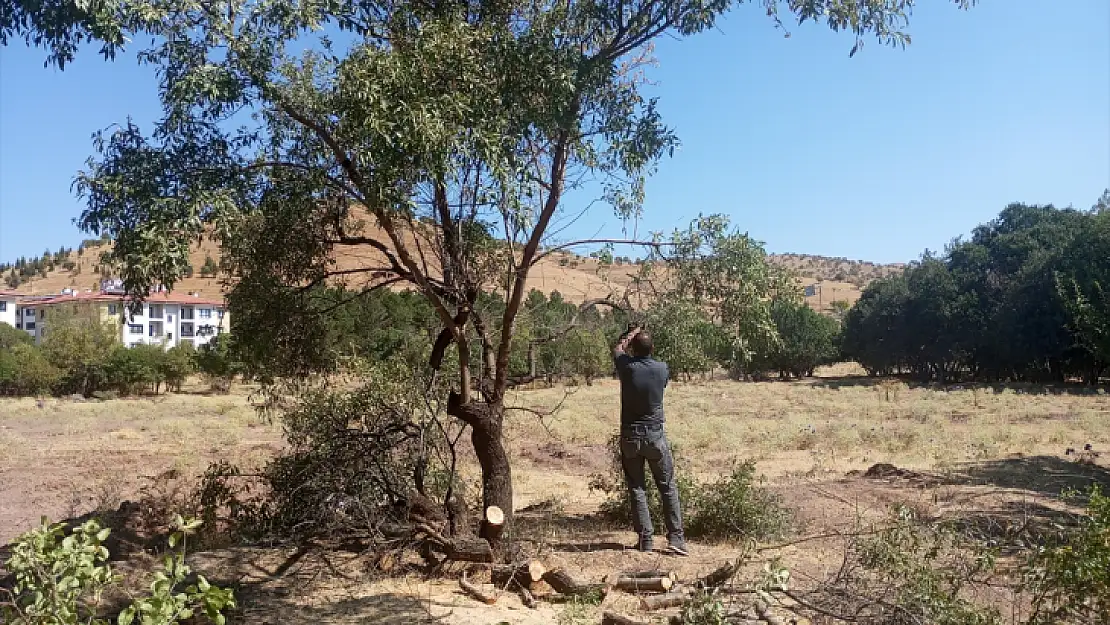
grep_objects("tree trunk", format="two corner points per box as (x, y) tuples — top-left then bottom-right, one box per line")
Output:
(449, 392), (513, 556)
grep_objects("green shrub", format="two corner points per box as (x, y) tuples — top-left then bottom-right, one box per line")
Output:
(162, 344), (197, 392)
(0, 344), (61, 396)
(0, 323), (31, 349)
(105, 345), (162, 395)
(686, 461), (790, 542)
(41, 310), (118, 396)
(0, 516), (234, 625)
(1025, 486), (1110, 624)
(852, 505), (1001, 625)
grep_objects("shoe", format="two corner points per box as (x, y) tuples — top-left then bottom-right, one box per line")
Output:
(630, 539), (653, 552)
(665, 543), (689, 557)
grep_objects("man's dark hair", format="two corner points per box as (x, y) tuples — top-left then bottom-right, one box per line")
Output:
(630, 331), (653, 357)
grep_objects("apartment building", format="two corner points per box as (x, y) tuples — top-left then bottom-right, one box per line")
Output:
(0, 290), (18, 329)
(23, 290), (229, 349)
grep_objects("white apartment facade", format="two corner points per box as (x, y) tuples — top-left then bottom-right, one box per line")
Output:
(0, 290), (18, 329)
(8, 290), (230, 350)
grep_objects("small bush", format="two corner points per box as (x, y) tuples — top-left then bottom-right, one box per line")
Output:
(105, 344), (162, 395)
(0, 323), (31, 349)
(1024, 486), (1110, 624)
(0, 516), (235, 625)
(851, 505), (1001, 625)
(686, 461), (790, 542)
(0, 344), (61, 396)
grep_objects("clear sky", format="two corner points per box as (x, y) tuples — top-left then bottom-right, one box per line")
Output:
(1, 0), (1107, 265)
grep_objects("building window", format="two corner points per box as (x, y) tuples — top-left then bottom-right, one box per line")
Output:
(180, 323), (195, 338)
(129, 324), (143, 335)
(0, 302), (6, 312)
(24, 322), (35, 330)
(149, 321), (164, 337)
(148, 304), (164, 318)
(199, 308), (212, 319)
(107, 304), (118, 315)
(181, 307), (194, 320)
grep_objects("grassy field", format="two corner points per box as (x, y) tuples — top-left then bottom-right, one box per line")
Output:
(2, 370), (1108, 623)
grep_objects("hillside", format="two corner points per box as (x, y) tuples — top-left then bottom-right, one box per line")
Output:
(3, 231), (903, 313)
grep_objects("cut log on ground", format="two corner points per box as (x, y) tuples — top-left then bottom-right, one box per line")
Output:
(492, 560), (547, 588)
(601, 611), (648, 625)
(543, 568), (607, 597)
(640, 590), (690, 611)
(695, 560), (742, 589)
(620, 569), (678, 582)
(446, 537), (495, 563)
(479, 505), (505, 544)
(459, 572), (498, 605)
(613, 575), (673, 593)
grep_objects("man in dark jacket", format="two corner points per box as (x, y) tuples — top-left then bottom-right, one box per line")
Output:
(613, 325), (688, 555)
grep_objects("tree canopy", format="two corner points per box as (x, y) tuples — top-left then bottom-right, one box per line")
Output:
(843, 196), (1110, 384)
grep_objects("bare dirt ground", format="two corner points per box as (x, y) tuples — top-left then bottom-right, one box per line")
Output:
(3, 367), (1109, 624)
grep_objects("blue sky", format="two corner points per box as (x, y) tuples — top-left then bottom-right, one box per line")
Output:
(1, 0), (1108, 265)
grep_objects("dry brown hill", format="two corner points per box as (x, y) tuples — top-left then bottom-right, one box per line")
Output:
(4, 230), (902, 313)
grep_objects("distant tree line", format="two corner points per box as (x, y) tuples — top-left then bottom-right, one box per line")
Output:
(842, 193), (1110, 384)
(0, 312), (229, 397)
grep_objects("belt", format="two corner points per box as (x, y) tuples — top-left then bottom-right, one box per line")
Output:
(622, 422), (664, 434)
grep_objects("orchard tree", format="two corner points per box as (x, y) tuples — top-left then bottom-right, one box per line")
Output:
(7, 0), (977, 544)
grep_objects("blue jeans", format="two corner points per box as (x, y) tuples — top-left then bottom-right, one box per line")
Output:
(620, 424), (686, 548)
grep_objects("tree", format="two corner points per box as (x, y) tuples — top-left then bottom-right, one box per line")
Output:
(14, 0), (978, 546)
(199, 256), (217, 278)
(40, 308), (119, 395)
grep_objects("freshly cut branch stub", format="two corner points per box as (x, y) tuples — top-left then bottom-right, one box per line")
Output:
(492, 560), (547, 588)
(480, 505), (505, 543)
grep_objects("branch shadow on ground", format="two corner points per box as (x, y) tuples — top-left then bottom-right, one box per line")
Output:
(938, 455), (1110, 500)
(810, 375), (1108, 396)
(193, 547), (449, 625)
(514, 506), (631, 553)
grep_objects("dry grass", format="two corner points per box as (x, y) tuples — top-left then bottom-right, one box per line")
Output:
(2, 372), (1108, 624)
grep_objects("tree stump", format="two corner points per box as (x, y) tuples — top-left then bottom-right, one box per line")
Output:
(479, 505), (504, 544)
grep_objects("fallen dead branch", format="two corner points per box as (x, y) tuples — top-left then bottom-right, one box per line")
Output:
(459, 571), (497, 605)
(695, 559), (742, 589)
(601, 611), (648, 625)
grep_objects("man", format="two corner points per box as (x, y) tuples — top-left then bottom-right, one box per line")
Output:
(612, 324), (688, 556)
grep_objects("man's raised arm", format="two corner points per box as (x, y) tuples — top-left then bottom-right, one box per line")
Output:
(614, 324), (640, 361)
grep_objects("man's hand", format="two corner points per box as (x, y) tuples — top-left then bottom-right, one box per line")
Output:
(614, 324), (641, 358)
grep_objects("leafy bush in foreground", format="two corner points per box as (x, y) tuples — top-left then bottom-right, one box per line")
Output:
(1025, 486), (1110, 624)
(0, 516), (234, 625)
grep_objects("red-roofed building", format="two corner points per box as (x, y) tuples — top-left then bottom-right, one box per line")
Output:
(12, 288), (229, 349)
